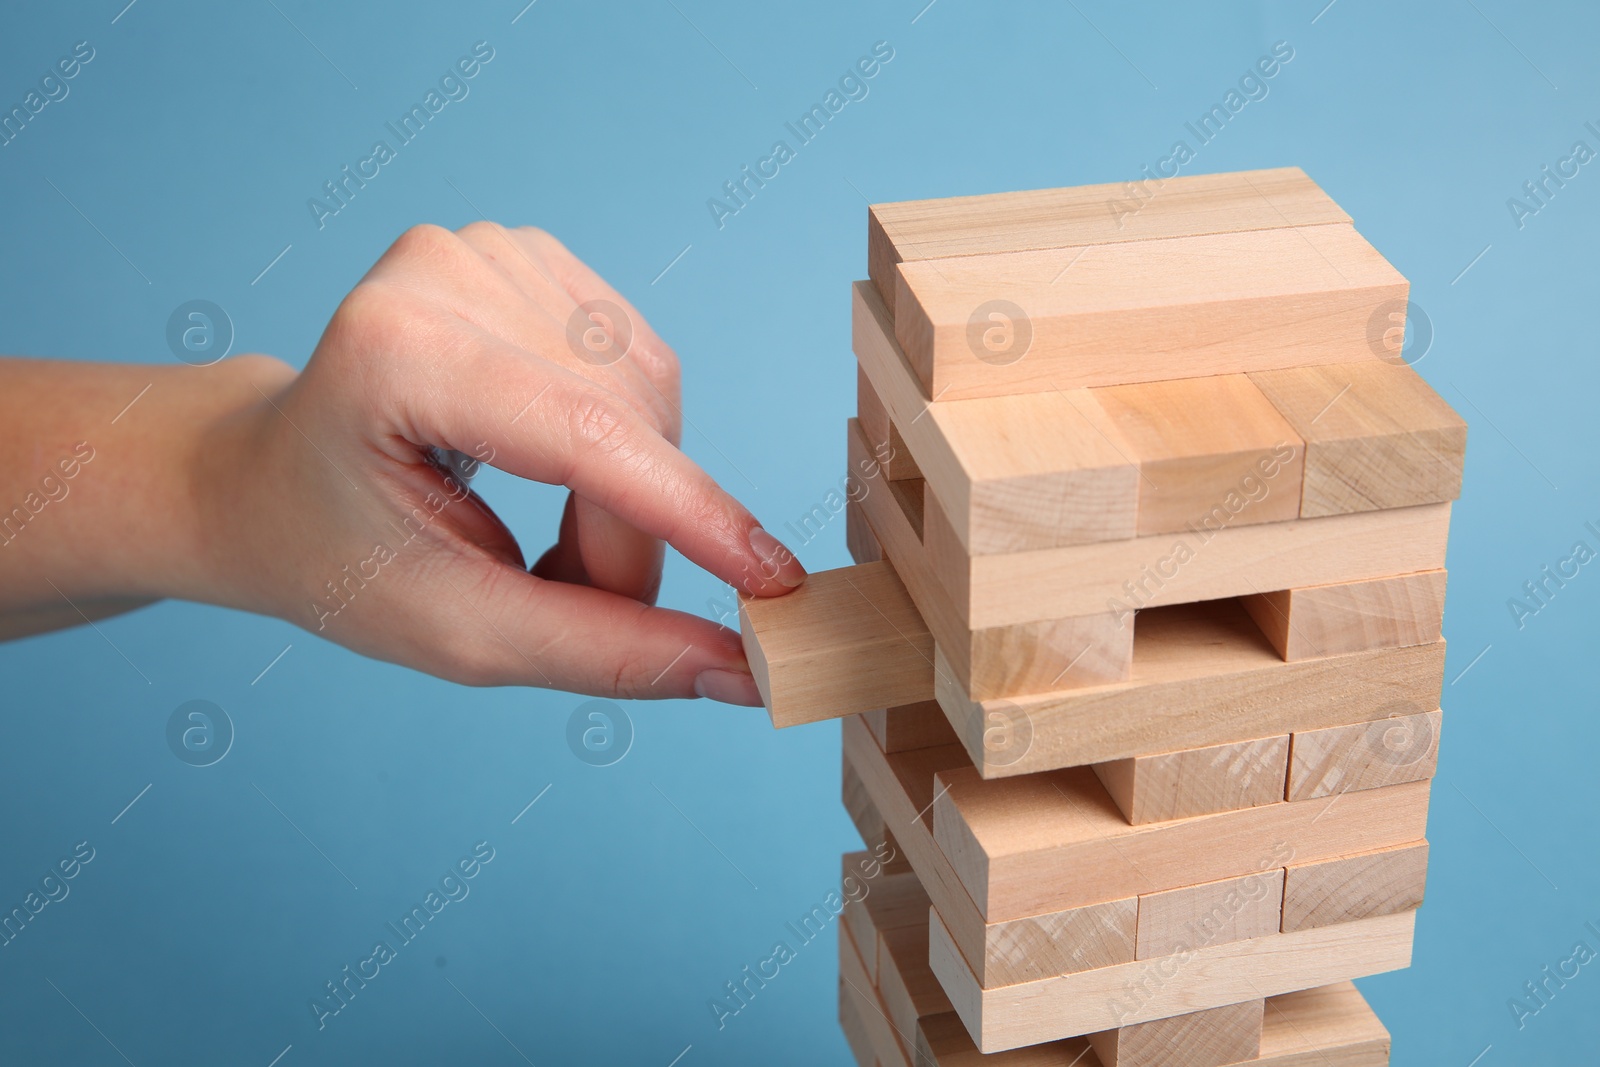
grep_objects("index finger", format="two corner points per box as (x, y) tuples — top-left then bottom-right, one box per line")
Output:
(409, 325), (805, 598)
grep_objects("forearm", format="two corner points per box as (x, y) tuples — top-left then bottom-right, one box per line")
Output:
(0, 355), (295, 626)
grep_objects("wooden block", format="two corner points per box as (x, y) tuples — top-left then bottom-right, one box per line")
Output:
(849, 418), (1133, 701)
(902, 984), (1388, 1067)
(1092, 375), (1305, 536)
(841, 919), (914, 1067)
(844, 750), (887, 847)
(858, 365), (922, 481)
(847, 498), (885, 564)
(933, 601), (1446, 777)
(739, 560), (932, 726)
(844, 716), (1138, 986)
(868, 167), (1350, 316)
(840, 850), (925, 983)
(838, 977), (879, 1067)
(869, 899), (1100, 1067)
(930, 754), (1429, 920)
(1256, 982), (1389, 1066)
(864, 700), (960, 753)
(1282, 842), (1429, 933)
(912, 486), (1452, 630)
(854, 281), (1142, 554)
(1242, 570), (1447, 661)
(1287, 710), (1442, 801)
(1093, 735), (1290, 825)
(929, 907), (1415, 1052)
(1136, 871), (1286, 960)
(1088, 1000), (1264, 1067)
(892, 224), (1408, 401)
(879, 920), (954, 1044)
(1249, 361), (1466, 517)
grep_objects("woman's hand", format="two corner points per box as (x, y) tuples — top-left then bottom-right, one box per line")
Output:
(0, 222), (804, 705)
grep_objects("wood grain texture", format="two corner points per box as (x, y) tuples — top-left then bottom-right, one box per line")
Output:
(1249, 361), (1466, 517)
(864, 700), (960, 753)
(841, 850), (928, 984)
(930, 754), (1430, 920)
(841, 918), (913, 1067)
(1088, 1000), (1263, 1067)
(900, 983), (1388, 1067)
(847, 498), (886, 565)
(867, 895), (1101, 1067)
(934, 600), (1447, 777)
(837, 975), (880, 1067)
(844, 716), (1138, 986)
(858, 365), (922, 481)
(1091, 375), (1304, 536)
(1136, 871), (1286, 960)
(1287, 710), (1442, 801)
(1255, 983), (1390, 1067)
(867, 167), (1350, 316)
(849, 420), (1132, 701)
(917, 486), (1453, 628)
(854, 281), (1142, 554)
(739, 560), (932, 726)
(878, 919), (954, 1046)
(892, 224), (1407, 401)
(843, 755), (912, 875)
(1242, 570), (1447, 661)
(1093, 735), (1291, 825)
(929, 908), (1415, 1052)
(1282, 842), (1429, 933)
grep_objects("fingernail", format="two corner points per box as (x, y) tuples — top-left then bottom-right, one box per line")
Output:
(748, 526), (806, 589)
(694, 668), (764, 707)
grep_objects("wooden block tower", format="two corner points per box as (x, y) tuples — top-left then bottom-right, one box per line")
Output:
(740, 167), (1463, 1066)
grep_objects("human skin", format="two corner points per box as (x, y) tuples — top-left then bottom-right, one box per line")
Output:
(0, 222), (805, 706)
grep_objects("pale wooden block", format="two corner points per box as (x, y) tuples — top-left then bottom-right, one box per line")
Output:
(1093, 735), (1290, 825)
(1287, 710), (1442, 801)
(910, 983), (1389, 1067)
(912, 486), (1452, 629)
(915, 1011), (1097, 1066)
(1088, 999), (1263, 1067)
(840, 849), (926, 983)
(739, 560), (932, 727)
(849, 420), (1132, 702)
(843, 717), (1137, 986)
(1091, 375), (1304, 536)
(837, 977), (879, 1067)
(1282, 842), (1429, 933)
(1136, 870), (1286, 960)
(929, 908), (1415, 1052)
(932, 601), (1446, 777)
(1256, 982), (1389, 1066)
(1242, 570), (1447, 661)
(854, 282), (1141, 554)
(846, 498), (885, 565)
(878, 919), (954, 1045)
(843, 750), (887, 847)
(930, 750), (1429, 921)
(892, 224), (1408, 401)
(858, 365), (921, 481)
(864, 700), (960, 753)
(868, 167), (1349, 316)
(1249, 361), (1466, 517)
(871, 904), (1100, 1067)
(841, 919), (913, 1067)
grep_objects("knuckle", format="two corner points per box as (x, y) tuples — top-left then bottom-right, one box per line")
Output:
(566, 392), (637, 459)
(387, 222), (461, 265)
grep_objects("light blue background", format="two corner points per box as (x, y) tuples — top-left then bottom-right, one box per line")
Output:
(1, 1), (1595, 1063)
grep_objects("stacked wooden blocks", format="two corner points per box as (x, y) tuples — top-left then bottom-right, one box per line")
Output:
(740, 167), (1463, 1065)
